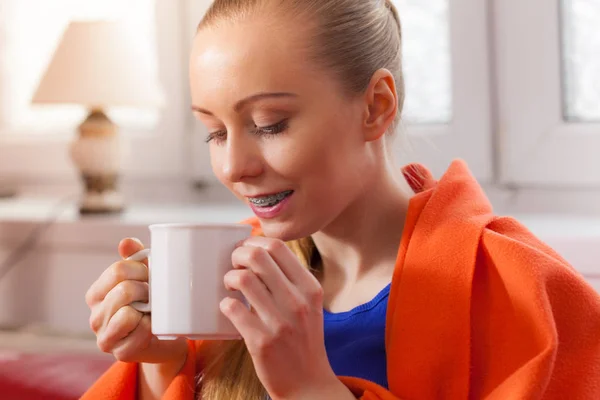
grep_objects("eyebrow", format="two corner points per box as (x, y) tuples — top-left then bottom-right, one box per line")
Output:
(191, 92), (297, 116)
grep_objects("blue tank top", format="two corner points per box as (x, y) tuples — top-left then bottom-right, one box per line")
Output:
(323, 283), (391, 389)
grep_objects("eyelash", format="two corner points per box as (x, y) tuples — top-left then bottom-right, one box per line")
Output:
(205, 119), (289, 144)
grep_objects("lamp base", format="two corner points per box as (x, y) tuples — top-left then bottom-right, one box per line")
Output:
(78, 173), (124, 215)
(71, 109), (125, 215)
(0, 185), (17, 199)
(79, 189), (125, 214)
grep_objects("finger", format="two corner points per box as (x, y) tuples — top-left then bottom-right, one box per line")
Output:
(241, 237), (321, 291)
(231, 245), (293, 300)
(89, 305), (104, 334)
(86, 260), (148, 306)
(109, 314), (153, 362)
(109, 316), (189, 364)
(220, 297), (268, 349)
(118, 238), (148, 266)
(101, 280), (149, 327)
(223, 269), (282, 325)
(97, 305), (143, 354)
(230, 247), (320, 327)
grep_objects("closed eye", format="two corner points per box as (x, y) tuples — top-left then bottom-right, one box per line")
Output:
(252, 119), (289, 136)
(205, 119), (289, 144)
(205, 130), (226, 143)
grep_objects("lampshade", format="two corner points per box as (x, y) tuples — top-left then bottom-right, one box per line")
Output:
(32, 20), (164, 108)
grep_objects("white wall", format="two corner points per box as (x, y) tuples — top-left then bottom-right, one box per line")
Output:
(0, 209), (597, 336)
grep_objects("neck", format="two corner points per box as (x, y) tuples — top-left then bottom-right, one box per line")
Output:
(312, 164), (412, 287)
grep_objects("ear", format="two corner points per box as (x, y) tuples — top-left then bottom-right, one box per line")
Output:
(362, 69), (398, 142)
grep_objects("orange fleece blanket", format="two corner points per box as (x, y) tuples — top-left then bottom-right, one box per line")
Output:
(82, 160), (600, 399)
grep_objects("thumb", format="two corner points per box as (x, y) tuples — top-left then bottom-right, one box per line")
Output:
(118, 237), (147, 266)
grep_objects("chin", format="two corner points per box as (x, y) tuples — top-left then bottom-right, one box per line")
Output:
(257, 218), (316, 242)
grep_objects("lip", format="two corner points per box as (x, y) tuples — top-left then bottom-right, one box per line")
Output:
(247, 191), (293, 219)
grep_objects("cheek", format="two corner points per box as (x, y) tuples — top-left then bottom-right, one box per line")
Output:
(271, 117), (362, 189)
(306, 121), (367, 196)
(261, 131), (331, 182)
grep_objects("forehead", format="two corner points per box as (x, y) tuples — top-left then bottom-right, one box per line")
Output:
(189, 18), (320, 104)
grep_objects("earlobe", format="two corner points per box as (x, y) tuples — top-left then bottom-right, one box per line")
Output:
(363, 69), (398, 142)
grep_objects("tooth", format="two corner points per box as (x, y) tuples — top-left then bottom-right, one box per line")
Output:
(250, 191), (288, 207)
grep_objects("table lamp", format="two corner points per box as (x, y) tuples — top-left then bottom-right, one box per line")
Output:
(32, 20), (164, 214)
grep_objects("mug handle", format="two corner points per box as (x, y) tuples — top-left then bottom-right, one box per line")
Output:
(126, 248), (152, 314)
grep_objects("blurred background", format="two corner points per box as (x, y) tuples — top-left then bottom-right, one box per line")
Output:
(0, 0), (598, 398)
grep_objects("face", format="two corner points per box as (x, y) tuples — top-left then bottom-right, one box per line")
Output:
(189, 15), (375, 241)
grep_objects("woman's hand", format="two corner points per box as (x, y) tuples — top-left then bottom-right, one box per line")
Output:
(85, 238), (188, 366)
(221, 237), (355, 400)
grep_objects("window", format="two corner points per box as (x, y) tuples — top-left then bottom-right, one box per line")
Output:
(3, 0), (600, 194)
(396, 0), (453, 125)
(0, 0), (189, 180)
(495, 0), (600, 186)
(0, 0), (159, 132)
(562, 0), (600, 122)
(391, 0), (492, 181)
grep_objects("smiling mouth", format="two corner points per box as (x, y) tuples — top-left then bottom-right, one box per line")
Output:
(247, 190), (293, 207)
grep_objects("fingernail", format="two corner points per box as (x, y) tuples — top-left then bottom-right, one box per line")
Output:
(220, 297), (232, 311)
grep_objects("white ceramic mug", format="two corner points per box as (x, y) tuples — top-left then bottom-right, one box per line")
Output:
(128, 222), (252, 340)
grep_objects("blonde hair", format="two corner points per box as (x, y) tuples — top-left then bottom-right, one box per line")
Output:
(196, 1), (404, 398)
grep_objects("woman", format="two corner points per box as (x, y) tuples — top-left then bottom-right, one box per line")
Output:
(82, 0), (600, 399)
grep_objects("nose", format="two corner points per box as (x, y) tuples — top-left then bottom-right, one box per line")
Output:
(221, 132), (263, 182)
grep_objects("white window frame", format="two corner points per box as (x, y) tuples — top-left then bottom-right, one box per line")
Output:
(0, 0), (190, 182)
(494, 0), (600, 187)
(186, 0), (494, 184)
(4, 0), (600, 192)
(395, 0), (493, 182)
